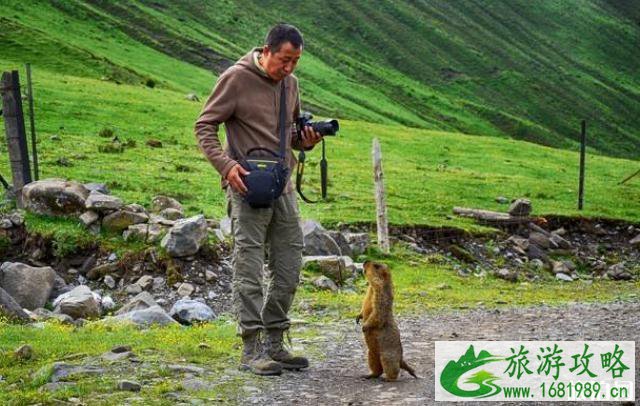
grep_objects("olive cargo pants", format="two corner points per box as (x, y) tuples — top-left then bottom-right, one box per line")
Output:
(227, 189), (304, 336)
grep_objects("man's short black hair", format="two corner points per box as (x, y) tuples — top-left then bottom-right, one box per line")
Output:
(265, 23), (303, 52)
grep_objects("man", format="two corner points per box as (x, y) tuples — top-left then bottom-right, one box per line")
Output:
(194, 23), (322, 376)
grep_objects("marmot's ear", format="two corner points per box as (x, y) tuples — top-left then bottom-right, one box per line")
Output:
(381, 268), (390, 280)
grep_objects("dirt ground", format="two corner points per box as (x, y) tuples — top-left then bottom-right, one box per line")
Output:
(240, 301), (639, 405)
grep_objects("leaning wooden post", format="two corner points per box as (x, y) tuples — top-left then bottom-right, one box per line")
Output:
(25, 63), (39, 181)
(1, 70), (32, 207)
(372, 138), (390, 254)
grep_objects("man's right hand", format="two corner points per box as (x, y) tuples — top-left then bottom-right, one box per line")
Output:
(226, 164), (249, 195)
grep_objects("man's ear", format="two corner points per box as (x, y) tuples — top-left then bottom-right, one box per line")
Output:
(262, 45), (271, 56)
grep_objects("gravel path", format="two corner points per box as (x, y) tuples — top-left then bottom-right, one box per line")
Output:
(241, 301), (639, 405)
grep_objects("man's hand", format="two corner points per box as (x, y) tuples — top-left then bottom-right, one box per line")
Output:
(226, 164), (249, 195)
(300, 126), (323, 149)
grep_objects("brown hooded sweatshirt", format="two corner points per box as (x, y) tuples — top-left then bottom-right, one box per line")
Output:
(194, 48), (308, 193)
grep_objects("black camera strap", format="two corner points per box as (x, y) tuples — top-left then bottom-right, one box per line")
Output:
(296, 138), (327, 204)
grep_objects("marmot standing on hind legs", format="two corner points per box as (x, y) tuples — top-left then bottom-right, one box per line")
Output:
(356, 261), (417, 381)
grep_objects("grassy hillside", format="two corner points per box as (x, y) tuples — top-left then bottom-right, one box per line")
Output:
(1, 0), (639, 158)
(0, 68), (638, 231)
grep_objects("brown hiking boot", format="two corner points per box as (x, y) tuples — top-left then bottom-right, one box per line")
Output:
(239, 331), (282, 376)
(266, 328), (309, 370)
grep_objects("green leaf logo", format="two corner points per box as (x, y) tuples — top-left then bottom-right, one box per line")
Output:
(440, 345), (504, 398)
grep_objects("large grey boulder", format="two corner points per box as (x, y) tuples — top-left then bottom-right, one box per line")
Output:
(22, 179), (89, 216)
(160, 215), (208, 257)
(301, 220), (341, 256)
(0, 286), (30, 322)
(630, 234), (640, 246)
(53, 285), (100, 319)
(302, 256), (351, 284)
(85, 191), (123, 212)
(0, 262), (56, 310)
(328, 231), (353, 258)
(169, 299), (216, 325)
(112, 305), (178, 327)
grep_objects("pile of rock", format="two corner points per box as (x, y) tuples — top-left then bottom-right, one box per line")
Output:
(21, 179), (213, 258)
(300, 220), (369, 291)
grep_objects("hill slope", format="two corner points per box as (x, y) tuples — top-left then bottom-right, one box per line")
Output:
(1, 0), (639, 158)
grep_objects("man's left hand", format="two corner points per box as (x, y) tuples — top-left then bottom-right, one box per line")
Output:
(300, 126), (323, 149)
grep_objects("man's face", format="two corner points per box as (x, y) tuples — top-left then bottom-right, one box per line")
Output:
(261, 42), (302, 81)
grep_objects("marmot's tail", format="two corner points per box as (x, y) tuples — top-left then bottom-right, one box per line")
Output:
(401, 359), (418, 378)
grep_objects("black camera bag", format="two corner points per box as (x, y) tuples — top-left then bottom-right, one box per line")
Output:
(233, 82), (289, 208)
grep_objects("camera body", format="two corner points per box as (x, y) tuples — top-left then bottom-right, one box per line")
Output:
(296, 112), (339, 137)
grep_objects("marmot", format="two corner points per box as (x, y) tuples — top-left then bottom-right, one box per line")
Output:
(356, 261), (417, 381)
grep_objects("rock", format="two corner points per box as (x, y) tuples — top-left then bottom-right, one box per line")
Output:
(86, 262), (120, 280)
(551, 260), (571, 275)
(102, 350), (133, 362)
(152, 277), (165, 291)
(123, 223), (167, 243)
(102, 210), (148, 232)
(529, 232), (551, 249)
(125, 284), (142, 295)
(550, 233), (573, 249)
(79, 210), (100, 227)
(508, 198), (532, 217)
(115, 291), (157, 315)
(146, 139), (163, 148)
(556, 273), (573, 282)
(177, 283), (195, 297)
(14, 344), (33, 360)
(40, 382), (77, 392)
(607, 263), (632, 280)
(344, 232), (370, 256)
(313, 276), (338, 291)
(526, 244), (549, 262)
(301, 220), (341, 256)
(185, 93), (200, 102)
(151, 195), (183, 213)
(104, 275), (116, 289)
(167, 364), (205, 374)
(136, 275), (154, 291)
(436, 283), (452, 290)
(169, 299), (216, 325)
(54, 285), (100, 319)
(123, 203), (147, 214)
(507, 235), (529, 251)
(327, 231), (353, 257)
(8, 211), (24, 226)
(85, 191), (123, 212)
(205, 270), (216, 282)
(495, 196), (509, 204)
(22, 179), (89, 216)
(112, 305), (178, 327)
(160, 215), (208, 257)
(630, 234), (640, 246)
(530, 259), (545, 271)
(0, 287), (30, 322)
(495, 268), (518, 282)
(160, 208), (184, 220)
(50, 274), (71, 301)
(31, 308), (74, 324)
(0, 262), (56, 310)
(302, 256), (348, 284)
(182, 378), (208, 391)
(101, 296), (116, 311)
(117, 380), (141, 392)
(84, 183), (110, 194)
(47, 362), (104, 382)
(0, 218), (13, 229)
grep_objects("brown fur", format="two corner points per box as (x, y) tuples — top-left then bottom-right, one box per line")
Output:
(356, 261), (417, 381)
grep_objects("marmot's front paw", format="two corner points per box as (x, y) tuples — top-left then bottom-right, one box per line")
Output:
(355, 314), (362, 324)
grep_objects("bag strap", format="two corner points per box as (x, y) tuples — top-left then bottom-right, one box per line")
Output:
(278, 80), (287, 160)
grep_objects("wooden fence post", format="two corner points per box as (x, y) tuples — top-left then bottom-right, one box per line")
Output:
(1, 70), (32, 207)
(372, 138), (390, 254)
(26, 63), (39, 181)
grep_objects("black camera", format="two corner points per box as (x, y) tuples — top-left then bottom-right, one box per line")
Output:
(296, 112), (339, 137)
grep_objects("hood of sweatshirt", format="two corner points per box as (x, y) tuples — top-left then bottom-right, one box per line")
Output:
(236, 47), (273, 81)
